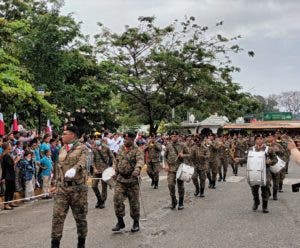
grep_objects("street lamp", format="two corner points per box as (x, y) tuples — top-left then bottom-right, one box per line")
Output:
(37, 86), (45, 135)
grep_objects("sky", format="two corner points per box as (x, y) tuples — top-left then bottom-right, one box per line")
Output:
(61, 0), (300, 97)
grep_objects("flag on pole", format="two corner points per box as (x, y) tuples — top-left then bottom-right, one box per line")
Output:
(12, 113), (18, 132)
(0, 113), (5, 136)
(46, 119), (52, 133)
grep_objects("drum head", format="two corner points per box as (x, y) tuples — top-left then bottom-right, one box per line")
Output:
(102, 167), (115, 182)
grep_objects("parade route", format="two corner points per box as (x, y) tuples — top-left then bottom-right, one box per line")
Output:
(1, 161), (300, 248)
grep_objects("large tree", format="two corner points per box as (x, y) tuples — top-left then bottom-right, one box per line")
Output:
(95, 16), (259, 133)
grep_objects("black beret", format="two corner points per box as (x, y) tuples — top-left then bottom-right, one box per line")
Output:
(126, 132), (136, 139)
(65, 125), (80, 137)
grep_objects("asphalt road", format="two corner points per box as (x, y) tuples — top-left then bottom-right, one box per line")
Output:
(1, 161), (300, 248)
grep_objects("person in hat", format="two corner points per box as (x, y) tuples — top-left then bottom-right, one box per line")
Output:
(50, 125), (88, 248)
(112, 132), (144, 233)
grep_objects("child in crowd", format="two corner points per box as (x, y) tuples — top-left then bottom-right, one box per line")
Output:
(40, 149), (53, 199)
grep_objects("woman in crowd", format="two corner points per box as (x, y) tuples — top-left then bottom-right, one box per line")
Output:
(1, 142), (21, 210)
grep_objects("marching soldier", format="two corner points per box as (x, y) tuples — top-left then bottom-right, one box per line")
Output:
(112, 132), (144, 233)
(144, 136), (162, 189)
(190, 138), (209, 197)
(92, 134), (114, 209)
(217, 136), (229, 182)
(250, 135), (278, 213)
(206, 134), (218, 189)
(51, 126), (88, 248)
(165, 131), (190, 210)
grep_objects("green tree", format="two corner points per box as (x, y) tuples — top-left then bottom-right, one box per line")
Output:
(95, 16), (258, 133)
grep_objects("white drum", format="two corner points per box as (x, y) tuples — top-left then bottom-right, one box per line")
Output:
(176, 163), (194, 182)
(102, 167), (116, 188)
(246, 148), (267, 186)
(270, 156), (286, 174)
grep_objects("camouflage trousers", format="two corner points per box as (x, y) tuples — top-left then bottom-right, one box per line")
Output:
(271, 172), (279, 192)
(192, 167), (207, 189)
(218, 157), (228, 178)
(51, 185), (88, 240)
(92, 172), (107, 202)
(251, 185), (270, 202)
(207, 161), (218, 183)
(167, 171), (184, 198)
(114, 181), (140, 220)
(147, 162), (161, 182)
(278, 168), (286, 190)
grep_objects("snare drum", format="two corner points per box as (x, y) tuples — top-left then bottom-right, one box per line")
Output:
(176, 163), (194, 182)
(102, 167), (116, 188)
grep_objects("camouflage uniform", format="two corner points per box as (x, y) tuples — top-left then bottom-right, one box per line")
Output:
(165, 141), (190, 203)
(190, 142), (209, 196)
(250, 144), (278, 211)
(113, 145), (143, 220)
(217, 140), (229, 182)
(144, 142), (162, 187)
(51, 141), (88, 241)
(92, 144), (114, 207)
(206, 141), (219, 188)
(276, 140), (290, 192)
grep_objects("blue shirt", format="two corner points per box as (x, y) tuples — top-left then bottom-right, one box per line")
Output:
(40, 142), (50, 157)
(0, 147), (3, 155)
(34, 148), (41, 162)
(40, 156), (53, 177)
(19, 159), (35, 181)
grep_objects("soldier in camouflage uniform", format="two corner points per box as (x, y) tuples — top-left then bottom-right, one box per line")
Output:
(217, 136), (229, 182)
(275, 131), (290, 192)
(266, 135), (284, 201)
(112, 132), (144, 233)
(250, 135), (278, 213)
(190, 138), (209, 197)
(92, 135), (114, 209)
(205, 134), (219, 189)
(165, 131), (190, 210)
(144, 136), (162, 189)
(51, 126), (88, 248)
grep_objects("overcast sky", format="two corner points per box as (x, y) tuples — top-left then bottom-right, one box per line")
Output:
(62, 0), (300, 97)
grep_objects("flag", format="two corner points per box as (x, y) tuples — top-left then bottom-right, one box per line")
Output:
(46, 119), (52, 133)
(12, 113), (18, 132)
(0, 113), (5, 136)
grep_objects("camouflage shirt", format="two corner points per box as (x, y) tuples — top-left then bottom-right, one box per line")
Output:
(93, 145), (114, 173)
(114, 145), (144, 183)
(165, 141), (190, 172)
(144, 142), (161, 163)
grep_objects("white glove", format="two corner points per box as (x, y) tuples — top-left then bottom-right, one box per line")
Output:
(65, 168), (76, 178)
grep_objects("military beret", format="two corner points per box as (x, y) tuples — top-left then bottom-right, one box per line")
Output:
(65, 125), (80, 137)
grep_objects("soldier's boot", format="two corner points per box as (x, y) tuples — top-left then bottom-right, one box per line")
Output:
(178, 197), (184, 210)
(51, 238), (60, 248)
(131, 219), (140, 232)
(170, 197), (177, 210)
(267, 188), (271, 199)
(211, 181), (216, 189)
(77, 237), (85, 248)
(98, 200), (105, 209)
(218, 172), (222, 182)
(252, 199), (260, 211)
(199, 187), (205, 198)
(262, 201), (269, 213)
(154, 181), (158, 189)
(235, 167), (238, 176)
(273, 189), (278, 201)
(112, 217), (125, 232)
(223, 173), (227, 182)
(92, 188), (102, 208)
(194, 185), (200, 196)
(278, 183), (283, 193)
(207, 173), (212, 188)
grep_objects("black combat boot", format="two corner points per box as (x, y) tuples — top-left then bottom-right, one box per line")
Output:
(278, 183), (283, 193)
(223, 173), (226, 182)
(262, 201), (269, 213)
(199, 187), (205, 197)
(131, 219), (140, 232)
(252, 199), (260, 211)
(178, 197), (184, 210)
(207, 173), (212, 188)
(211, 181), (216, 189)
(51, 238), (60, 248)
(98, 200), (105, 209)
(218, 173), (222, 182)
(112, 217), (125, 232)
(194, 185), (200, 196)
(273, 189), (278, 201)
(154, 181), (158, 189)
(77, 237), (85, 248)
(170, 197), (177, 209)
(151, 179), (154, 187)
